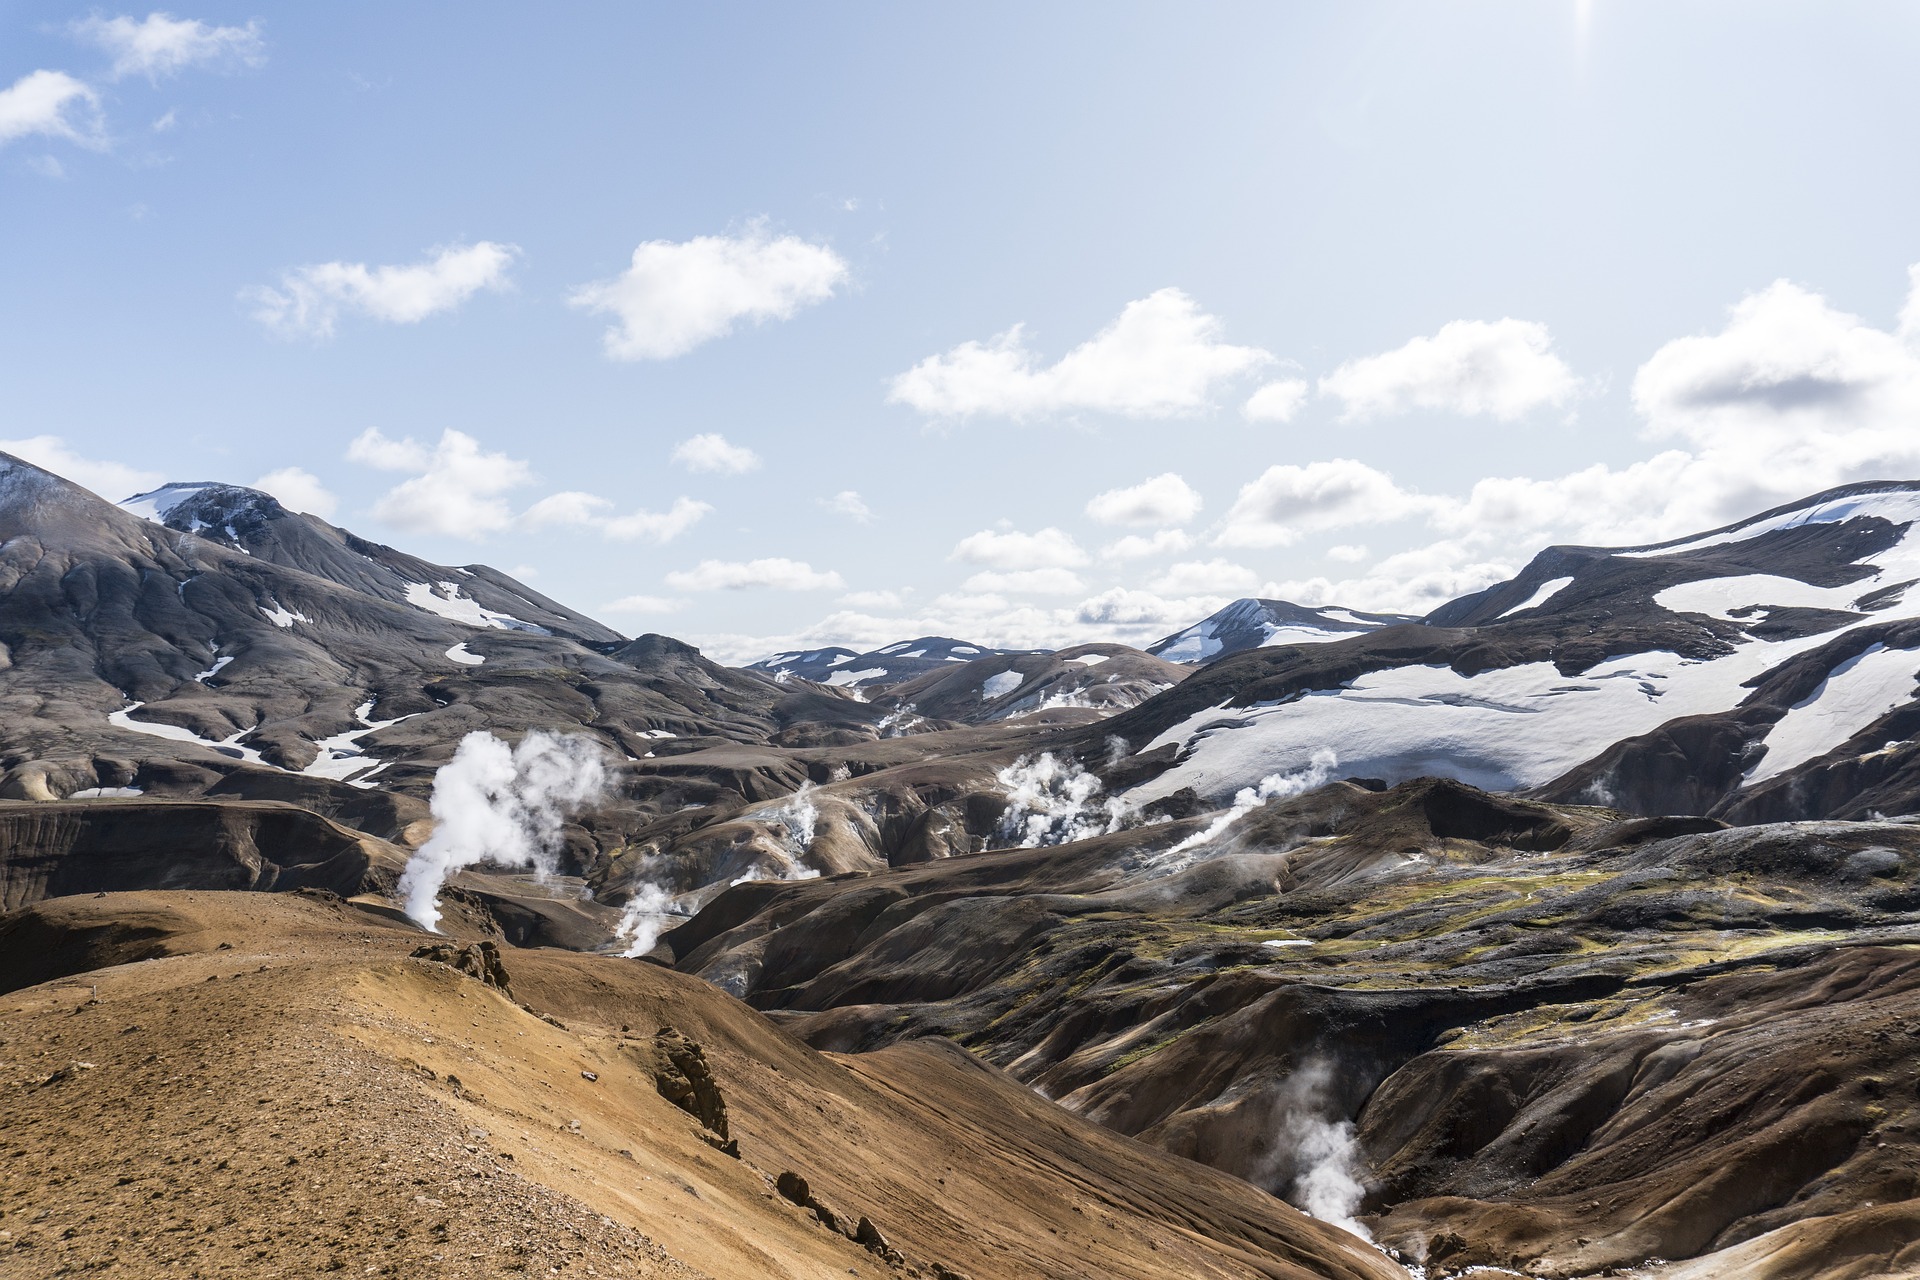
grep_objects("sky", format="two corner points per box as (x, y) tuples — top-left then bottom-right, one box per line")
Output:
(8, 3), (1920, 663)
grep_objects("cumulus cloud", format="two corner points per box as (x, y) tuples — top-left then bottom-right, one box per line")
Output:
(1085, 472), (1202, 527)
(889, 288), (1271, 420)
(1327, 543), (1370, 563)
(1149, 559), (1259, 596)
(0, 434), (162, 499)
(1214, 458), (1428, 549)
(951, 526), (1089, 570)
(671, 433), (760, 474)
(248, 242), (518, 339)
(0, 71), (104, 148)
(73, 12), (265, 80)
(1243, 377), (1310, 423)
(520, 491), (711, 543)
(1101, 528), (1194, 560)
(252, 466), (336, 518)
(347, 427), (529, 538)
(568, 224), (847, 360)
(665, 558), (845, 591)
(822, 490), (872, 522)
(961, 568), (1085, 595)
(1264, 537), (1514, 615)
(1320, 318), (1580, 422)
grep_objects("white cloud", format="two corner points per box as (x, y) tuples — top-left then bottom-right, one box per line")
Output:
(822, 490), (872, 522)
(665, 558), (846, 591)
(600, 594), (685, 614)
(0, 71), (104, 148)
(1084, 472), (1202, 527)
(347, 427), (529, 538)
(950, 526), (1089, 570)
(569, 223), (847, 360)
(1320, 318), (1580, 422)
(1327, 543), (1370, 563)
(248, 241), (519, 339)
(1214, 458), (1427, 549)
(0, 434), (162, 499)
(961, 568), (1085, 595)
(889, 288), (1271, 420)
(25, 154), (65, 179)
(1101, 528), (1194, 560)
(73, 13), (265, 80)
(1243, 377), (1310, 423)
(1149, 559), (1259, 596)
(152, 108), (176, 132)
(520, 491), (712, 544)
(1263, 536), (1513, 615)
(671, 433), (760, 474)
(1434, 268), (1920, 549)
(252, 466), (336, 518)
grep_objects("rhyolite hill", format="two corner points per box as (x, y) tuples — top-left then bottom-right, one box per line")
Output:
(8, 450), (1920, 1277)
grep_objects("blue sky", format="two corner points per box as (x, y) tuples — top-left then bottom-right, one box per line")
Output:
(8, 2), (1920, 662)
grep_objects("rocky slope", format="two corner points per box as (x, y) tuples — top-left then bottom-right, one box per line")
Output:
(744, 636), (1048, 690)
(0, 889), (1399, 1280)
(663, 777), (1920, 1278)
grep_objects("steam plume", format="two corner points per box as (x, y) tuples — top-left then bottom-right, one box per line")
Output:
(1161, 748), (1338, 862)
(995, 752), (1134, 848)
(1257, 1058), (1373, 1241)
(397, 730), (608, 931)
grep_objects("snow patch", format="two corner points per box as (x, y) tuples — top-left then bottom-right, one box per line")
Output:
(1498, 576), (1574, 618)
(1745, 643), (1920, 786)
(825, 667), (886, 687)
(445, 642), (485, 666)
(193, 654), (234, 683)
(109, 702), (266, 765)
(982, 670), (1025, 699)
(259, 601), (308, 628)
(403, 581), (551, 634)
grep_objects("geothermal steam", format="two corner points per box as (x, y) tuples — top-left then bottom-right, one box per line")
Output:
(1161, 747), (1339, 862)
(995, 752), (1133, 848)
(1259, 1058), (1372, 1241)
(397, 730), (608, 931)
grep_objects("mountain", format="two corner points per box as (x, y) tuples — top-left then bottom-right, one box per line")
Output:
(15, 456), (1920, 1277)
(663, 775), (1920, 1277)
(0, 454), (899, 845)
(1107, 481), (1920, 824)
(120, 481), (621, 643)
(744, 635), (1049, 689)
(1148, 597), (1415, 664)
(871, 641), (1188, 726)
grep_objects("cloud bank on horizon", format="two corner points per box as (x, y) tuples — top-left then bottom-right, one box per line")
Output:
(22, 258), (1920, 663)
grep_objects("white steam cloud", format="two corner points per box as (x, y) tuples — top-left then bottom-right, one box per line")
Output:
(995, 752), (1133, 848)
(1261, 1059), (1372, 1241)
(397, 730), (608, 931)
(614, 881), (681, 959)
(1161, 748), (1338, 862)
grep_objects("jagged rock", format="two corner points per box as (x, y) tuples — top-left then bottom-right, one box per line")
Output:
(650, 1026), (736, 1154)
(854, 1215), (904, 1265)
(410, 940), (512, 996)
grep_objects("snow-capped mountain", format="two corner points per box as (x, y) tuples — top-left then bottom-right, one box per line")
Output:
(871, 642), (1188, 726)
(0, 456), (846, 812)
(119, 481), (618, 644)
(744, 635), (1048, 690)
(1110, 481), (1920, 823)
(1147, 597), (1414, 664)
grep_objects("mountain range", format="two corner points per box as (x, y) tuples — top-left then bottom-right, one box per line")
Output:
(7, 449), (1920, 1278)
